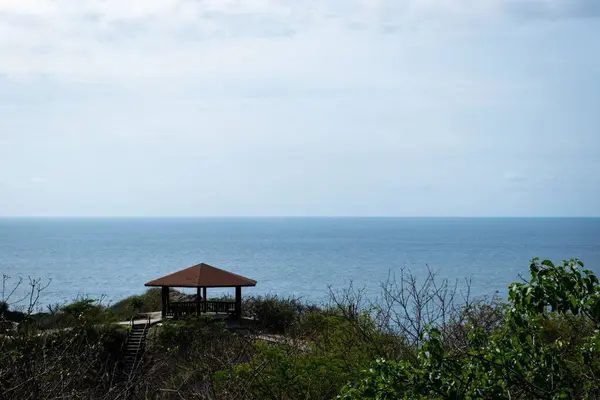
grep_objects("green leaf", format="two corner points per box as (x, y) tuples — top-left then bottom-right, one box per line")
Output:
(541, 260), (555, 268)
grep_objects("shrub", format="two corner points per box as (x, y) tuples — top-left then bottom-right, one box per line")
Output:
(0, 301), (8, 315)
(142, 317), (255, 398)
(19, 298), (115, 332)
(218, 306), (408, 400)
(155, 317), (232, 355)
(339, 258), (600, 399)
(108, 288), (164, 320)
(130, 295), (145, 313)
(63, 298), (102, 317)
(1, 321), (127, 397)
(219, 341), (353, 400)
(243, 295), (317, 334)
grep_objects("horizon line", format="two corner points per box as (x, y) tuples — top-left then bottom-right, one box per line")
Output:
(1, 215), (598, 219)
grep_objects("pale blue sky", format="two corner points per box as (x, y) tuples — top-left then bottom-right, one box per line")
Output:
(0, 0), (599, 217)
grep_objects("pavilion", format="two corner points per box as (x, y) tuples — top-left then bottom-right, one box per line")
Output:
(145, 263), (257, 319)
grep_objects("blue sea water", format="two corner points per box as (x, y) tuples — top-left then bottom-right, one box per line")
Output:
(0, 218), (599, 309)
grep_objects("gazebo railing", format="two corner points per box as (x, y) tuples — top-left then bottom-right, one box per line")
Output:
(167, 300), (236, 317)
(205, 301), (236, 313)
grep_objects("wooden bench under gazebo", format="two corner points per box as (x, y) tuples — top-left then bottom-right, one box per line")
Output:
(145, 263), (257, 320)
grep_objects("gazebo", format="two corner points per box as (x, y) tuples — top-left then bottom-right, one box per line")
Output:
(145, 263), (257, 319)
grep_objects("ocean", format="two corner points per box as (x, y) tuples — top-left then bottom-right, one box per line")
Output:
(0, 217), (599, 309)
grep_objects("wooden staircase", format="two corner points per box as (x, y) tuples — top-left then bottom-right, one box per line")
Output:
(122, 322), (148, 377)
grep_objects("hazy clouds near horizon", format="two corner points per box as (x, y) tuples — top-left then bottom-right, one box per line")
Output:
(1, 0), (599, 217)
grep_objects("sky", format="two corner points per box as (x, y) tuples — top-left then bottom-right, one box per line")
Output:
(0, 0), (599, 217)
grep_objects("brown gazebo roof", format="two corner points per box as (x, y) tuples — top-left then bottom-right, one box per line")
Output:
(145, 263), (257, 288)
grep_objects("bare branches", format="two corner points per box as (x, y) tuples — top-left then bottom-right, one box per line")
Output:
(2, 274), (23, 305)
(26, 277), (51, 315)
(373, 266), (462, 346)
(1, 274), (51, 315)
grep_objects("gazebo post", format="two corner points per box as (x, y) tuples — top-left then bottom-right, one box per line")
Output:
(203, 287), (207, 312)
(161, 286), (169, 319)
(196, 287), (201, 315)
(235, 286), (242, 320)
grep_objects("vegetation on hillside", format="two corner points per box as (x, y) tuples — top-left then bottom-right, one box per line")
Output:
(1, 258), (599, 399)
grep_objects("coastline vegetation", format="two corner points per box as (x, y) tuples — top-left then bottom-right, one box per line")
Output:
(2, 258), (600, 399)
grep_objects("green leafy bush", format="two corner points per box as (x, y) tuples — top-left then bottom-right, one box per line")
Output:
(130, 295), (145, 313)
(243, 295), (316, 334)
(63, 298), (102, 317)
(219, 341), (352, 400)
(218, 306), (408, 400)
(340, 258), (600, 399)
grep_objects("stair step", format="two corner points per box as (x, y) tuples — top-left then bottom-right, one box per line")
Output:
(121, 326), (148, 378)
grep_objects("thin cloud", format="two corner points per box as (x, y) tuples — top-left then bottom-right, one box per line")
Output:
(503, 0), (600, 19)
(0, 0), (597, 80)
(30, 176), (49, 184)
(503, 172), (528, 183)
